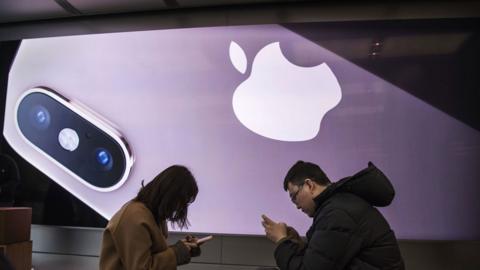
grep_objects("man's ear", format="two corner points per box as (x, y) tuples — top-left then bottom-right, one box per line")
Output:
(304, 178), (314, 190)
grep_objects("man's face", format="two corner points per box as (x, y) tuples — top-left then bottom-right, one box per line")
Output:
(287, 181), (317, 217)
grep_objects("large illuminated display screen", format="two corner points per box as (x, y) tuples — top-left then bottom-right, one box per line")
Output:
(2, 20), (480, 240)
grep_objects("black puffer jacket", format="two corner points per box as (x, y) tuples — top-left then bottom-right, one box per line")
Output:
(274, 162), (405, 270)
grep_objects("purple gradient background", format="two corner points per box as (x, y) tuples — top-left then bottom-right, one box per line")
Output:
(4, 24), (480, 239)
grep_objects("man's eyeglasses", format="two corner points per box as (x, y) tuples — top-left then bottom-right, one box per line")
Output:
(289, 183), (304, 203)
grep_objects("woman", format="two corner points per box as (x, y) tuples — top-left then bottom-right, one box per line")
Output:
(100, 165), (200, 270)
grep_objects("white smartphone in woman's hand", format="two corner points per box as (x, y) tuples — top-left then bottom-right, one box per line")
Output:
(196, 235), (213, 245)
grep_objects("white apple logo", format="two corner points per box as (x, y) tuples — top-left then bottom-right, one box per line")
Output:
(230, 41), (342, 142)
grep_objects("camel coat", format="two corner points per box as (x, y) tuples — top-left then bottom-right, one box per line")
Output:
(99, 201), (190, 270)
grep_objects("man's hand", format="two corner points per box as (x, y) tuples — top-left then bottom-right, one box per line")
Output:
(261, 214), (288, 243)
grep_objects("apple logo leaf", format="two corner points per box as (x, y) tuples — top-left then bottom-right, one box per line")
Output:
(231, 42), (342, 142)
(229, 41), (247, 74)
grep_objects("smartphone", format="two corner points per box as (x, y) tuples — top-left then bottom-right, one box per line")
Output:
(5, 25), (340, 234)
(5, 23), (469, 239)
(196, 235), (213, 245)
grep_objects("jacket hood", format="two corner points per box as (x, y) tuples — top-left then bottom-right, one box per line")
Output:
(314, 162), (395, 208)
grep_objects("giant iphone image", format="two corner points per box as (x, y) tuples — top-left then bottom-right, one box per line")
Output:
(3, 24), (480, 238)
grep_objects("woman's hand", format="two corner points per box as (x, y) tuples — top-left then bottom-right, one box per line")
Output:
(182, 235), (201, 257)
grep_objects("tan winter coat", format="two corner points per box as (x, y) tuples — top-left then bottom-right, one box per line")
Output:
(99, 201), (190, 270)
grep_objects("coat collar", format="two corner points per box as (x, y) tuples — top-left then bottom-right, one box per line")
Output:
(313, 181), (339, 210)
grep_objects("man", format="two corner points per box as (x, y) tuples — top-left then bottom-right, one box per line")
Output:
(262, 161), (404, 270)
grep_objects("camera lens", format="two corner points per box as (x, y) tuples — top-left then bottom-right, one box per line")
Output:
(95, 148), (113, 171)
(29, 105), (50, 130)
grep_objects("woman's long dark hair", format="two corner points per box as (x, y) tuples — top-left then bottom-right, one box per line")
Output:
(134, 165), (198, 229)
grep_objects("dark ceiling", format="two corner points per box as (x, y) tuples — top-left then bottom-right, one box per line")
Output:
(0, 0), (313, 24)
(1, 0), (480, 26)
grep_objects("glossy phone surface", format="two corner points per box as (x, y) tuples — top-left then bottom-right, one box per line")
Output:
(4, 24), (480, 238)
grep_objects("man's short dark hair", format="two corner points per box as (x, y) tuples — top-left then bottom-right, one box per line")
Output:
(283, 160), (330, 190)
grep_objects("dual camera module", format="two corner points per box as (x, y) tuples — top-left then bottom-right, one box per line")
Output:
(15, 87), (132, 191)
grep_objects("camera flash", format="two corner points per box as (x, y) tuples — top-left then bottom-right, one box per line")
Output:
(58, 128), (80, 151)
